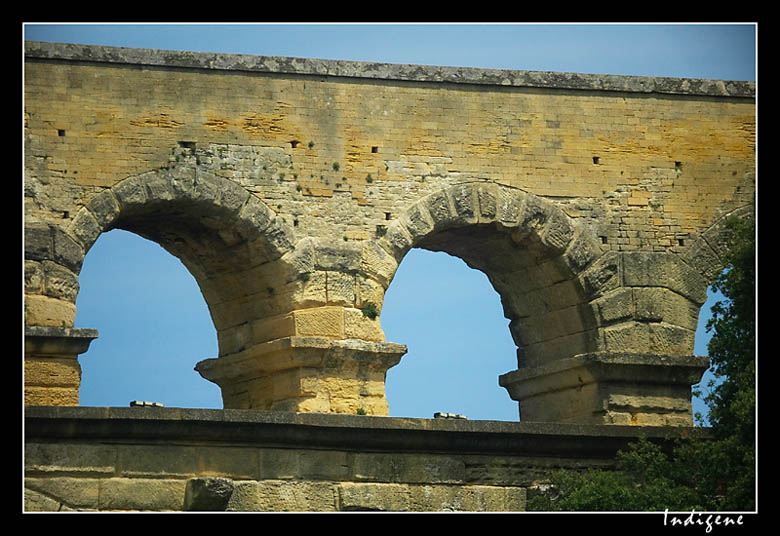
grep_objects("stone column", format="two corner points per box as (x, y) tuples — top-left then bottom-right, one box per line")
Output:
(499, 250), (712, 426)
(195, 336), (407, 415)
(24, 326), (98, 406)
(499, 352), (709, 425)
(196, 233), (405, 415)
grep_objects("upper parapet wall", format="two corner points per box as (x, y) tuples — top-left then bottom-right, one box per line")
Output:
(24, 40), (755, 99)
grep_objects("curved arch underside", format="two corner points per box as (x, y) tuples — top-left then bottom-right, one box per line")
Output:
(379, 182), (605, 368)
(67, 160), (300, 339)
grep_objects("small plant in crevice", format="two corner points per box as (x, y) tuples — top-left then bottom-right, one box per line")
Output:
(356, 407), (367, 415)
(375, 225), (387, 237)
(332, 162), (340, 171)
(360, 302), (379, 320)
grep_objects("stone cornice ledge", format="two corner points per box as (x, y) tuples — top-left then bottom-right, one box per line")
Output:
(24, 406), (708, 459)
(24, 40), (755, 99)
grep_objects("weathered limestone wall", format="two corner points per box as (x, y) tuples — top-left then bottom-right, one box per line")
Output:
(23, 42), (755, 424)
(24, 406), (698, 512)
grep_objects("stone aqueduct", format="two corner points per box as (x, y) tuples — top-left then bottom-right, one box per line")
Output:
(24, 41), (755, 426)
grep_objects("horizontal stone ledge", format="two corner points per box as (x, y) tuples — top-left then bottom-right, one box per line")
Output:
(24, 41), (755, 98)
(25, 326), (99, 356)
(195, 336), (408, 381)
(499, 352), (710, 400)
(24, 405), (707, 460)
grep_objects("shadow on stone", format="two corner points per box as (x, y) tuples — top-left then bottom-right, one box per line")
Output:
(184, 477), (235, 511)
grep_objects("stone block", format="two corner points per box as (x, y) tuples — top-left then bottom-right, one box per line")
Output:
(313, 240), (363, 272)
(40, 260), (79, 302)
(632, 287), (699, 330)
(379, 221), (413, 260)
(603, 321), (651, 354)
(476, 183), (498, 222)
(578, 251), (620, 299)
(25, 442), (116, 475)
(24, 222), (53, 262)
(214, 176), (251, 215)
(563, 228), (603, 273)
(292, 270), (328, 307)
(111, 175), (149, 213)
(24, 295), (76, 327)
(540, 207), (575, 253)
(326, 271), (356, 306)
(401, 203), (434, 242)
(252, 314), (296, 343)
(68, 207), (102, 251)
(622, 251), (707, 305)
(359, 240), (398, 287)
(117, 444), (200, 478)
(293, 307), (344, 338)
(495, 186), (526, 226)
(197, 447), (261, 480)
(25, 477), (101, 510)
(449, 183), (478, 222)
(423, 189), (457, 230)
(407, 484), (526, 512)
(593, 288), (635, 324)
(98, 478), (186, 511)
(338, 482), (410, 511)
(236, 194), (274, 235)
(24, 385), (80, 406)
(227, 480), (338, 512)
(85, 188), (121, 228)
(24, 487), (66, 512)
(356, 275), (386, 310)
(24, 357), (81, 387)
(24, 260), (43, 294)
(183, 477), (235, 511)
(343, 307), (385, 341)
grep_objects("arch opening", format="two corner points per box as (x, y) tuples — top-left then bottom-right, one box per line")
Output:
(383, 248), (518, 421)
(75, 229), (221, 408)
(374, 183), (605, 421)
(415, 221), (599, 370)
(691, 284), (727, 426)
(66, 162), (306, 409)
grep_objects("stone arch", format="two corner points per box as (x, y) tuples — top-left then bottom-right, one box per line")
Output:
(677, 204), (755, 286)
(69, 164), (295, 277)
(24, 155), (299, 407)
(372, 182), (716, 425)
(63, 157), (304, 365)
(375, 181), (606, 370)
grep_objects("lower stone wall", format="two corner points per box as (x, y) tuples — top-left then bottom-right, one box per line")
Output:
(24, 406), (692, 512)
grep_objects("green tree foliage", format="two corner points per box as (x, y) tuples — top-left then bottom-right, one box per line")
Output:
(528, 438), (707, 511)
(694, 215), (756, 511)
(528, 216), (756, 512)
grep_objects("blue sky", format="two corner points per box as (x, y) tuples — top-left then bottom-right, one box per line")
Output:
(24, 23), (756, 422)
